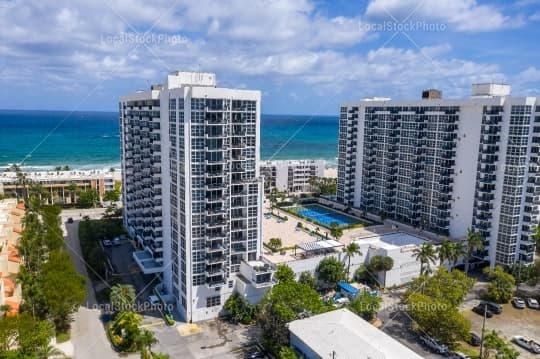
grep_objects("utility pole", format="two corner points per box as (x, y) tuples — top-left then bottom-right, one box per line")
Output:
(479, 304), (487, 359)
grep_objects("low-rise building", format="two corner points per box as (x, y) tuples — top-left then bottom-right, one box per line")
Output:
(263, 225), (430, 287)
(0, 199), (24, 316)
(288, 308), (423, 359)
(260, 160), (325, 193)
(0, 169), (120, 204)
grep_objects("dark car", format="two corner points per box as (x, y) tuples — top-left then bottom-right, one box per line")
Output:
(67, 217), (74, 223)
(482, 301), (503, 314)
(469, 332), (481, 347)
(472, 304), (493, 318)
(244, 348), (265, 359)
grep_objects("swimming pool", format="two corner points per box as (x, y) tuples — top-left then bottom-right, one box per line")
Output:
(291, 204), (362, 228)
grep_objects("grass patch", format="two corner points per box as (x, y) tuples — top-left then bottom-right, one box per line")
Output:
(56, 331), (71, 343)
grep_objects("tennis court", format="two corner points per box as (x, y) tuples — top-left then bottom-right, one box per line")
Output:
(292, 204), (362, 228)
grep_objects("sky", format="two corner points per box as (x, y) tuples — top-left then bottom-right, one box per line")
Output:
(0, 0), (539, 115)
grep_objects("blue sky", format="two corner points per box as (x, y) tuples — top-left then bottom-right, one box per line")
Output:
(0, 0), (539, 115)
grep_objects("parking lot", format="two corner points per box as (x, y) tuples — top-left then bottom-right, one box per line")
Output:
(465, 300), (540, 358)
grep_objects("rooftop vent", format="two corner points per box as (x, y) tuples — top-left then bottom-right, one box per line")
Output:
(422, 89), (442, 99)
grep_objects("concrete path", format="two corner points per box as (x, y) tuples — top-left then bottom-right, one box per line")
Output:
(62, 209), (124, 359)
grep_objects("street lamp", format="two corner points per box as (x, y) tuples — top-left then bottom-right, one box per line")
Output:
(479, 304), (487, 359)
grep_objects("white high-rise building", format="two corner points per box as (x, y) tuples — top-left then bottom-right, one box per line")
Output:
(120, 72), (271, 322)
(337, 84), (539, 267)
(260, 159), (325, 193)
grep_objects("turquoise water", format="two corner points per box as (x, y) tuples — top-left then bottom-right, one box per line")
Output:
(0, 110), (338, 170)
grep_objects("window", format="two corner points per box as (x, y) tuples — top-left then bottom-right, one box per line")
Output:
(206, 295), (221, 307)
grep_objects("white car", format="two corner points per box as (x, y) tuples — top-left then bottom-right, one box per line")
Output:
(526, 298), (539, 309)
(451, 352), (471, 359)
(512, 297), (526, 309)
(102, 239), (113, 247)
(513, 336), (540, 354)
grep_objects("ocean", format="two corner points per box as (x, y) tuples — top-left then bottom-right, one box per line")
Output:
(0, 110), (339, 170)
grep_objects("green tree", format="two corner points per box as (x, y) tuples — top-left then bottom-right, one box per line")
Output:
(258, 280), (325, 354)
(267, 238), (282, 252)
(275, 264), (295, 283)
(77, 188), (99, 208)
(329, 222), (343, 240)
(342, 242), (362, 278)
(483, 266), (515, 303)
(136, 329), (158, 359)
(316, 257), (345, 290)
(308, 177), (337, 195)
(348, 291), (381, 321)
(368, 255), (394, 287)
(278, 346), (299, 359)
(406, 268), (475, 307)
(533, 225), (540, 254)
(482, 330), (520, 359)
(298, 271), (317, 289)
(110, 284), (136, 312)
(407, 292), (470, 345)
(437, 239), (455, 267)
(109, 311), (143, 352)
(0, 314), (54, 357)
(451, 241), (466, 270)
(464, 228), (484, 275)
(412, 243), (438, 275)
(41, 251), (87, 331)
(103, 190), (120, 202)
(223, 293), (256, 324)
(353, 264), (378, 287)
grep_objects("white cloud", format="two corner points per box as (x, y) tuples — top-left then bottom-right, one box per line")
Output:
(365, 0), (522, 32)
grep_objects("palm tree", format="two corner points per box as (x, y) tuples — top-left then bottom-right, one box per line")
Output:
(37, 345), (66, 358)
(369, 255), (394, 287)
(451, 241), (466, 270)
(136, 329), (158, 359)
(330, 222), (343, 240)
(412, 243), (438, 276)
(342, 242), (362, 278)
(437, 238), (454, 267)
(464, 228), (484, 275)
(110, 284), (136, 312)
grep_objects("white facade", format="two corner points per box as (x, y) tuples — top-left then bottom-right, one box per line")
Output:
(289, 309), (424, 359)
(337, 84), (540, 266)
(260, 159), (325, 193)
(266, 232), (426, 288)
(120, 72), (267, 322)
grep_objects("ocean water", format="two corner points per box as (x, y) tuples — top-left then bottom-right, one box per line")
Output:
(0, 110), (338, 170)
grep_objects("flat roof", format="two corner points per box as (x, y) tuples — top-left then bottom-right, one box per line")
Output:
(353, 231), (427, 250)
(297, 239), (343, 252)
(289, 309), (423, 359)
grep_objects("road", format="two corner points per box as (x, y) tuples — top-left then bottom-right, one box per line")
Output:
(62, 208), (130, 359)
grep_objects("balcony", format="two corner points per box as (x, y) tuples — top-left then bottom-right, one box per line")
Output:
(132, 250), (163, 274)
(206, 277), (226, 288)
(206, 255), (225, 265)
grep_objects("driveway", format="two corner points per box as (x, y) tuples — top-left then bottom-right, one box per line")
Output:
(62, 208), (133, 359)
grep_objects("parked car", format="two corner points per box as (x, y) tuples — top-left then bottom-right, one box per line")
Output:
(512, 336), (540, 354)
(102, 239), (113, 247)
(526, 298), (539, 309)
(512, 297), (526, 309)
(468, 332), (481, 347)
(113, 237), (121, 246)
(419, 335), (448, 354)
(472, 304), (493, 318)
(482, 301), (503, 314)
(67, 217), (74, 223)
(244, 349), (265, 359)
(450, 352), (471, 359)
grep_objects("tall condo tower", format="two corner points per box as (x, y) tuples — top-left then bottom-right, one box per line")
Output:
(337, 84), (539, 267)
(120, 72), (269, 322)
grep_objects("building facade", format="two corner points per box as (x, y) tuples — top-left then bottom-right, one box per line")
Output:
(120, 72), (269, 322)
(0, 170), (118, 204)
(260, 159), (325, 193)
(337, 84), (539, 266)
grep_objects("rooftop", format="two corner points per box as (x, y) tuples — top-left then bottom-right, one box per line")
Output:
(0, 169), (119, 183)
(288, 309), (423, 359)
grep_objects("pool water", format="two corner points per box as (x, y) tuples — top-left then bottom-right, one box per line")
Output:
(294, 204), (361, 228)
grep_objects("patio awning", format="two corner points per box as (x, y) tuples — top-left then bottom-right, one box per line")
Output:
(297, 239), (343, 252)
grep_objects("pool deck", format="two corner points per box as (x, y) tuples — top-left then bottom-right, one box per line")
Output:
(263, 201), (441, 265)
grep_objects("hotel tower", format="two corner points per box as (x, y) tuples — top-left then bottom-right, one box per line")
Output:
(337, 84), (539, 267)
(120, 72), (271, 322)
